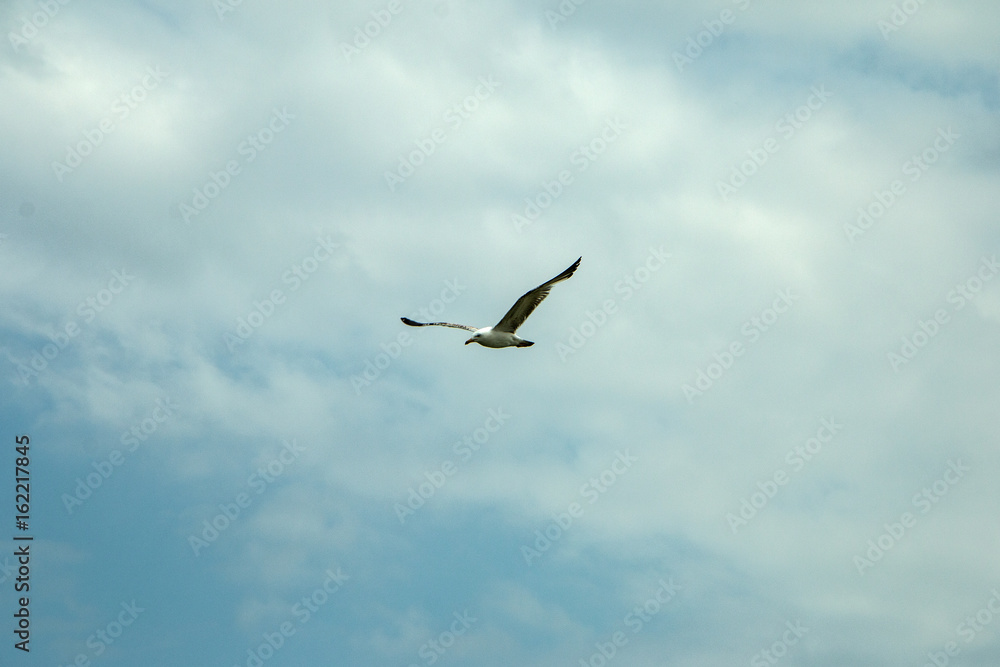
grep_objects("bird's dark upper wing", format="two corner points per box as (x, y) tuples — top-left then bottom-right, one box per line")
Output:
(493, 257), (581, 334)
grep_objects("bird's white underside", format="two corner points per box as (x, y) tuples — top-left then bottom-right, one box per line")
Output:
(464, 327), (527, 348)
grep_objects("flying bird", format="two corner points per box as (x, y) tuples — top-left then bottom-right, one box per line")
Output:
(401, 257), (581, 348)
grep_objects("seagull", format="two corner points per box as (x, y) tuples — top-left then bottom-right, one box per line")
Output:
(402, 257), (581, 348)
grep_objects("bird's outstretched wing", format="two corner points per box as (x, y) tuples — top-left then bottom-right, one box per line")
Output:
(493, 257), (581, 334)
(401, 317), (478, 332)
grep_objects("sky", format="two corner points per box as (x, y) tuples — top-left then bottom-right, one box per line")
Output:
(2, 0), (1000, 665)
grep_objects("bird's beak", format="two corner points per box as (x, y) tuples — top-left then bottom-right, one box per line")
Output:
(465, 339), (473, 345)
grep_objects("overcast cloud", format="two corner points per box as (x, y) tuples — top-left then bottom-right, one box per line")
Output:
(2, 1), (1000, 665)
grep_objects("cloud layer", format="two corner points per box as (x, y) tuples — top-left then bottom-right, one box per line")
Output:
(2, 0), (999, 664)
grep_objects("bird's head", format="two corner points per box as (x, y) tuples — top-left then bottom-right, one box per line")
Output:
(465, 327), (490, 345)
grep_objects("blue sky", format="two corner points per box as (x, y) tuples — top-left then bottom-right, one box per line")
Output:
(2, 1), (1000, 665)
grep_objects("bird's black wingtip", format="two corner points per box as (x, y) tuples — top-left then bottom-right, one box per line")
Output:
(401, 317), (418, 326)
